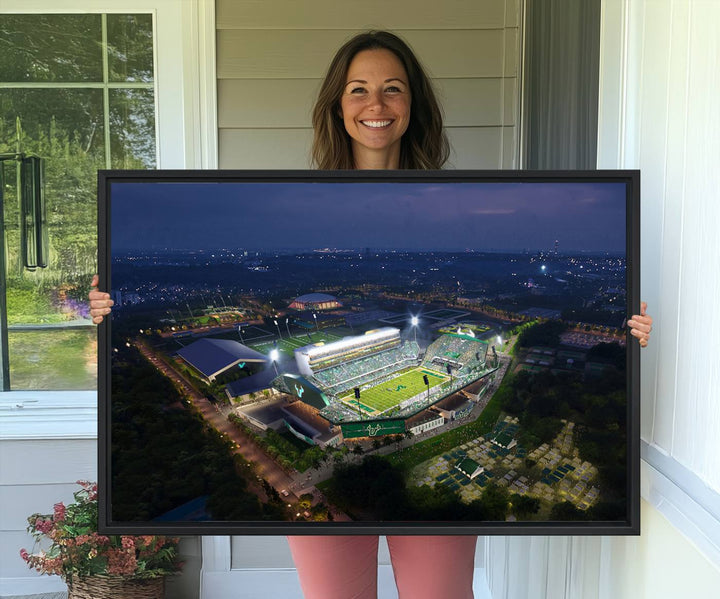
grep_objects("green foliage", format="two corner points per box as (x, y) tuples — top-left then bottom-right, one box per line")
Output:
(478, 483), (511, 521)
(586, 342), (626, 370)
(550, 501), (587, 521)
(511, 494), (541, 519)
(517, 320), (567, 348)
(8, 328), (96, 390)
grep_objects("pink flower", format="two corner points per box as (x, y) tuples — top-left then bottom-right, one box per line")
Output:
(53, 502), (66, 522)
(34, 518), (54, 534)
(19, 548), (29, 562)
(107, 548), (137, 576)
(121, 536), (135, 549)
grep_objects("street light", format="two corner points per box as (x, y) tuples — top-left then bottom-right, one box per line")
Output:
(274, 318), (282, 339)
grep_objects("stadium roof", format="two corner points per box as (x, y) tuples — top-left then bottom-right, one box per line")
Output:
(293, 292), (338, 303)
(176, 338), (268, 380)
(226, 368), (277, 398)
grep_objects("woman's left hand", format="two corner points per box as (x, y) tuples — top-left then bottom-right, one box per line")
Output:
(628, 301), (653, 348)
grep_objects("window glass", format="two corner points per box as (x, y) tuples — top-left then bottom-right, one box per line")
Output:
(109, 89), (156, 169)
(107, 14), (154, 83)
(0, 14), (103, 82)
(0, 13), (155, 390)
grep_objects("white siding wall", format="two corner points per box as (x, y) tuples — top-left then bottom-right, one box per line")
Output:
(216, 0), (522, 169)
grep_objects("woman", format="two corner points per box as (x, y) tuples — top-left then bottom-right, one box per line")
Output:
(90, 31), (653, 599)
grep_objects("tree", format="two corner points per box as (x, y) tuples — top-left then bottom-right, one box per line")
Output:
(511, 495), (540, 519)
(550, 501), (586, 521)
(479, 483), (510, 521)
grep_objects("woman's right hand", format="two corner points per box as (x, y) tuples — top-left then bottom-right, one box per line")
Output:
(88, 274), (114, 324)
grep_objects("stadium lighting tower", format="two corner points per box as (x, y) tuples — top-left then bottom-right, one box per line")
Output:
(270, 348), (280, 376)
(285, 317), (291, 338)
(274, 318), (282, 339)
(313, 312), (319, 332)
(423, 374), (430, 402)
(411, 315), (419, 343)
(238, 324), (245, 343)
(354, 387), (362, 419)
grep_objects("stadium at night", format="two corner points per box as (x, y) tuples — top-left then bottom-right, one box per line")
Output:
(271, 325), (500, 440)
(288, 292), (342, 311)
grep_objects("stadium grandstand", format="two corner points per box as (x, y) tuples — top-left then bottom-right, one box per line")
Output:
(288, 292), (342, 311)
(176, 338), (268, 382)
(421, 332), (489, 375)
(312, 341), (420, 396)
(270, 327), (500, 438)
(294, 328), (403, 376)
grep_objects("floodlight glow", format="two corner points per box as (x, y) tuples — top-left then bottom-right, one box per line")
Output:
(411, 316), (419, 326)
(497, 336), (502, 344)
(303, 327), (400, 358)
(541, 265), (547, 271)
(269, 349), (279, 361)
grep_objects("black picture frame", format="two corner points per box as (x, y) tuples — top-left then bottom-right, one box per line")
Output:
(98, 169), (640, 536)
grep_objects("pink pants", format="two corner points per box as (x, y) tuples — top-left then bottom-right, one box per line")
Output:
(287, 535), (477, 599)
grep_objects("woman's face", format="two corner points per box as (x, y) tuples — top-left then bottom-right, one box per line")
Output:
(340, 49), (411, 165)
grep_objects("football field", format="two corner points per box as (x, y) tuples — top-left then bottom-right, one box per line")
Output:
(340, 367), (448, 415)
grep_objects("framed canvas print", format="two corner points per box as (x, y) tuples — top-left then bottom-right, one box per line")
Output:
(98, 170), (640, 535)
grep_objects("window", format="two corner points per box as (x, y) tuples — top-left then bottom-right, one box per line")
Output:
(0, 13), (156, 390)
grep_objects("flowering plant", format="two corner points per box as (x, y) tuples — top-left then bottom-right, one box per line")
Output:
(20, 481), (182, 583)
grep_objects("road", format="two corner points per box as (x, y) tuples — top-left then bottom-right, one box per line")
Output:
(134, 340), (299, 503)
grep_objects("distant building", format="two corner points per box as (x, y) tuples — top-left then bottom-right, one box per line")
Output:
(406, 410), (444, 435)
(176, 338), (268, 382)
(289, 293), (342, 311)
(456, 457), (484, 479)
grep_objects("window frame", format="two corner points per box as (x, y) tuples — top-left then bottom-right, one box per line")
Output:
(0, 0), (217, 437)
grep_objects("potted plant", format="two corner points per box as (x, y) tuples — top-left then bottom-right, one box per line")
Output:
(20, 481), (182, 599)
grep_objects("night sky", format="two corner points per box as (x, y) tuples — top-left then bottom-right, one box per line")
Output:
(110, 180), (627, 253)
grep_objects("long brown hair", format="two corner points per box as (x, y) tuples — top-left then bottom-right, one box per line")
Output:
(311, 31), (449, 170)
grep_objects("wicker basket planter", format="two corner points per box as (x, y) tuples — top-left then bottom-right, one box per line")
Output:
(67, 575), (165, 599)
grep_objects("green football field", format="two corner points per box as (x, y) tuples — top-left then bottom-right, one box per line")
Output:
(340, 367), (448, 415)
